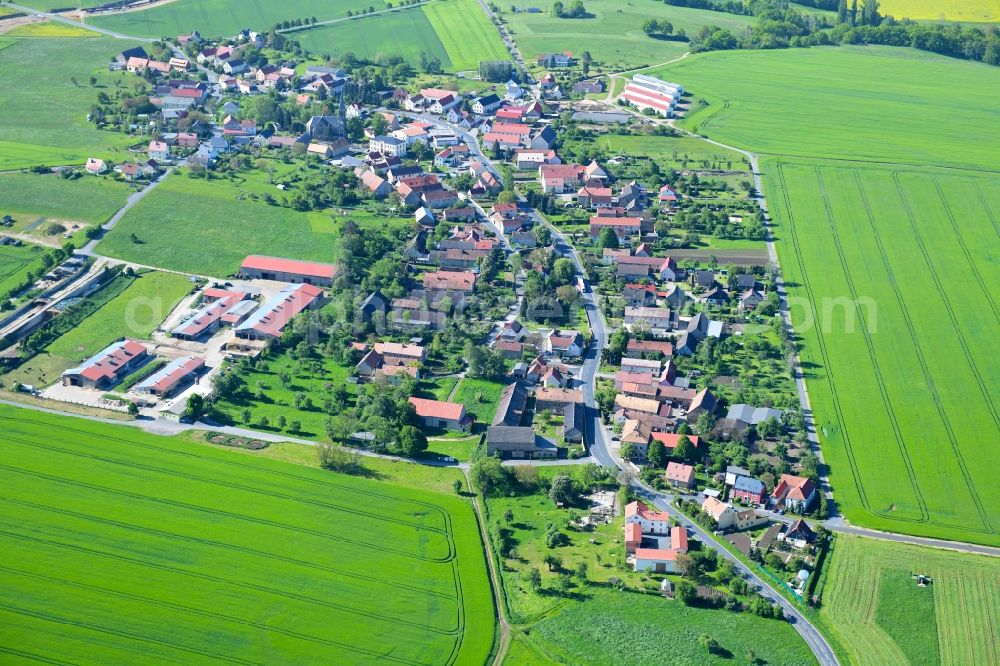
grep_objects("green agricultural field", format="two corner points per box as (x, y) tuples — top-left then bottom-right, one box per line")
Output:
(821, 536), (1000, 666)
(89, 0), (384, 40)
(656, 47), (1000, 172)
(96, 171), (409, 276)
(769, 158), (1000, 545)
(653, 46), (1000, 546)
(0, 404), (495, 665)
(0, 172), (132, 230)
(292, 7), (452, 69)
(423, 0), (509, 71)
(506, 587), (817, 665)
(504, 2), (752, 72)
(0, 36), (140, 170)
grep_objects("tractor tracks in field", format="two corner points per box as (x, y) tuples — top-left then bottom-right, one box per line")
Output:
(853, 170), (994, 534)
(811, 166), (930, 522)
(774, 163), (876, 518)
(0, 529), (458, 649)
(0, 564), (443, 665)
(4, 433), (451, 537)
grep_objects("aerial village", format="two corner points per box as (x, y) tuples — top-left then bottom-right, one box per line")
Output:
(1, 23), (828, 609)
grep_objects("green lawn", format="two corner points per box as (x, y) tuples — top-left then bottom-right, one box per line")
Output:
(0, 36), (140, 169)
(0, 172), (132, 230)
(423, 0), (509, 71)
(416, 375), (460, 400)
(5, 271), (191, 387)
(451, 377), (506, 427)
(652, 46), (1000, 546)
(0, 404), (495, 665)
(821, 536), (1000, 666)
(47, 271), (191, 359)
(89, 0), (386, 39)
(504, 2), (752, 72)
(95, 170), (408, 276)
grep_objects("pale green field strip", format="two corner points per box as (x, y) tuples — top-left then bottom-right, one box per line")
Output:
(293, 7), (452, 69)
(0, 37), (140, 170)
(822, 536), (1000, 666)
(769, 158), (1000, 543)
(89, 0), (384, 40)
(504, 1), (752, 70)
(657, 47), (1000, 172)
(0, 406), (494, 664)
(423, 0), (508, 71)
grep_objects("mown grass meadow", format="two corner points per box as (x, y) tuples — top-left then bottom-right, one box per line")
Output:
(0, 244), (47, 298)
(0, 405), (495, 665)
(96, 170), (409, 277)
(0, 172), (132, 229)
(505, 587), (817, 665)
(821, 536), (1000, 666)
(0, 36), (140, 170)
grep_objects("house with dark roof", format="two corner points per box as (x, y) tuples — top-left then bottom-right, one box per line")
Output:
(359, 290), (389, 322)
(563, 402), (585, 443)
(732, 475), (766, 505)
(493, 381), (528, 427)
(486, 426), (557, 459)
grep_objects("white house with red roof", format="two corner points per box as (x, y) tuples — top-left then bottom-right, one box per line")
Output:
(408, 397), (471, 432)
(239, 255), (338, 287)
(85, 158), (107, 175)
(134, 356), (205, 398)
(234, 283), (324, 340)
(539, 164), (586, 193)
(625, 500), (671, 535)
(771, 474), (817, 511)
(62, 340), (149, 390)
(624, 500), (691, 572)
(148, 140), (170, 161)
(546, 330), (584, 358)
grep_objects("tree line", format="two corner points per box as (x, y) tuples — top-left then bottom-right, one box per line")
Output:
(681, 0), (1000, 66)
